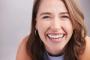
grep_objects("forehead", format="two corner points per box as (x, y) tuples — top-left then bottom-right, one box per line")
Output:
(37, 0), (67, 15)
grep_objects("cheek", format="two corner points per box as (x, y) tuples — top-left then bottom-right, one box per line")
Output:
(36, 21), (50, 40)
(64, 21), (73, 34)
(37, 21), (49, 33)
(36, 19), (51, 32)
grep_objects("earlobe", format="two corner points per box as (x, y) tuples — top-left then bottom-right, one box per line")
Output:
(34, 22), (37, 35)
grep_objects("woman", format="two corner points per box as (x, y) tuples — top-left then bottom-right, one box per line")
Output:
(16, 0), (90, 60)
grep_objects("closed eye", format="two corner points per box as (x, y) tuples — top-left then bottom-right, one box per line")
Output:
(42, 16), (51, 19)
(61, 15), (69, 18)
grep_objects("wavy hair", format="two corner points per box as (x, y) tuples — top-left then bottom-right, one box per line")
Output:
(26, 0), (87, 60)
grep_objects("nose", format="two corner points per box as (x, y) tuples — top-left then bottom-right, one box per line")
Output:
(50, 17), (62, 31)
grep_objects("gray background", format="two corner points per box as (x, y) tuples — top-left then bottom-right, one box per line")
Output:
(0, 0), (90, 60)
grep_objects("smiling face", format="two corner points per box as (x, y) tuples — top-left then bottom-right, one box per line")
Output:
(36, 0), (73, 55)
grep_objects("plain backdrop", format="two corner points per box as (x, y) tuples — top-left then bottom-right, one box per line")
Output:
(0, 0), (90, 60)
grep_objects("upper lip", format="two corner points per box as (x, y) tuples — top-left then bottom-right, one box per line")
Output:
(47, 32), (66, 35)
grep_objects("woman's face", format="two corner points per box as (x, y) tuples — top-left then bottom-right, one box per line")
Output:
(36, 0), (73, 55)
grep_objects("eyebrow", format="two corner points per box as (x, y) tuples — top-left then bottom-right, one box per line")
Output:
(39, 12), (69, 16)
(59, 12), (69, 15)
(39, 12), (52, 16)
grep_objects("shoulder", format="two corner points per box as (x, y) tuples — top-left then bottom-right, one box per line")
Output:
(80, 36), (90, 60)
(85, 36), (90, 53)
(16, 36), (32, 60)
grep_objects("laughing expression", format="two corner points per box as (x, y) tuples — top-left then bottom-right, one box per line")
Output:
(36, 0), (73, 55)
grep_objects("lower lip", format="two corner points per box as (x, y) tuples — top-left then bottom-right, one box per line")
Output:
(47, 36), (64, 43)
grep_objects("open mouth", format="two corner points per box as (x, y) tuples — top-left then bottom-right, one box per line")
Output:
(46, 33), (66, 43)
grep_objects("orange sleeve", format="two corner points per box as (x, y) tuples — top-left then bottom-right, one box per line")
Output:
(16, 37), (32, 60)
(80, 36), (90, 60)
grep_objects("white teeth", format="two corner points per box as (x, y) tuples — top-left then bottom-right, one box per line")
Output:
(47, 34), (64, 39)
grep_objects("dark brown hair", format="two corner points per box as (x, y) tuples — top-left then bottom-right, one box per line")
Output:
(26, 0), (87, 60)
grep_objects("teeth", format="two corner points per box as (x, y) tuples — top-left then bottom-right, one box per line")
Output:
(47, 34), (64, 39)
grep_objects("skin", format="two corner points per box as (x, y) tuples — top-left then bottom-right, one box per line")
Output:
(36, 0), (73, 55)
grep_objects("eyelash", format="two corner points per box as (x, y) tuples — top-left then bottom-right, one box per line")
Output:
(42, 16), (50, 19)
(41, 15), (69, 19)
(61, 16), (69, 19)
